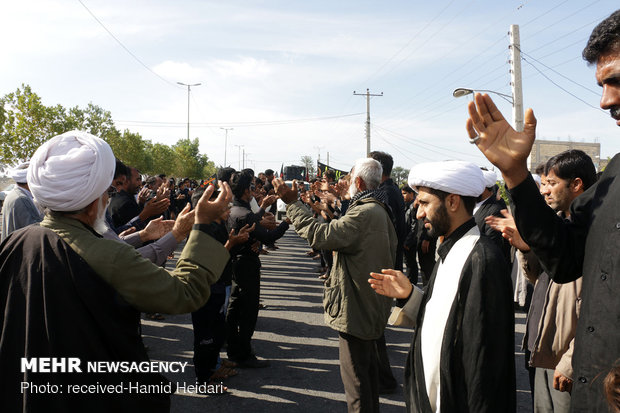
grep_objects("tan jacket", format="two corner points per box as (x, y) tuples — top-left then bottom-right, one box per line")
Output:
(518, 249), (582, 378)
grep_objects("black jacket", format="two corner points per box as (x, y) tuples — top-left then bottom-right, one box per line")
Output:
(473, 195), (511, 265)
(379, 178), (406, 270)
(510, 153), (620, 413)
(109, 190), (141, 228)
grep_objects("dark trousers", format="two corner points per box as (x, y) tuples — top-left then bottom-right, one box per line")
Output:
(226, 256), (261, 361)
(375, 333), (397, 390)
(321, 250), (333, 274)
(339, 332), (380, 413)
(191, 290), (226, 382)
(404, 247), (419, 285)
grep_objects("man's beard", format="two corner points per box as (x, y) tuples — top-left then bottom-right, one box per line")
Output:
(426, 202), (450, 239)
(93, 196), (110, 235)
(610, 105), (620, 121)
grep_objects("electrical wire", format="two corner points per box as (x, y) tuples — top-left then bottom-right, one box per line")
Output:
(77, 0), (180, 89)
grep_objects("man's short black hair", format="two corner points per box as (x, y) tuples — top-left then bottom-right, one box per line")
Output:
(158, 174), (166, 180)
(369, 151), (393, 177)
(241, 168), (255, 177)
(428, 187), (476, 216)
(114, 159), (130, 180)
(545, 149), (597, 191)
(401, 186), (415, 194)
(265, 169), (274, 176)
(535, 163), (546, 176)
(145, 176), (158, 187)
(583, 9), (620, 64)
(217, 167), (236, 183)
(230, 171), (254, 199)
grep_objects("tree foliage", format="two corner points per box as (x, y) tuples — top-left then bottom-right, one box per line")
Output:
(391, 166), (410, 187)
(0, 85), (215, 179)
(300, 155), (315, 176)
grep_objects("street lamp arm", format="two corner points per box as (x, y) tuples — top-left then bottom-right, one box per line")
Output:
(452, 87), (513, 104)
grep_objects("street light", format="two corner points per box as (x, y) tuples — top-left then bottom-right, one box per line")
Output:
(220, 127), (233, 166)
(452, 88), (513, 104)
(177, 82), (201, 140)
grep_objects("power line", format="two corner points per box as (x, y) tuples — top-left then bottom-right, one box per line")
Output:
(519, 49), (599, 96)
(77, 0), (180, 89)
(520, 0), (571, 28)
(520, 55), (605, 112)
(523, 0), (602, 41)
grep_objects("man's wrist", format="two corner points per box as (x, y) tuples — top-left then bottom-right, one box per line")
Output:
(502, 165), (530, 189)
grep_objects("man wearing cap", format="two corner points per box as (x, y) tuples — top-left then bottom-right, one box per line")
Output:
(0, 131), (231, 412)
(1, 162), (43, 241)
(369, 160), (515, 413)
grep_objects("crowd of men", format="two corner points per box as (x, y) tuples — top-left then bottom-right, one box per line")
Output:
(1, 8), (620, 413)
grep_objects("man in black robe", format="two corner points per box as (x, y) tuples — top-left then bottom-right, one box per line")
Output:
(465, 9), (620, 412)
(369, 160), (515, 413)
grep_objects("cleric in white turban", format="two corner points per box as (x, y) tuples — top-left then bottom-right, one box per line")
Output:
(27, 130), (116, 212)
(370, 159), (515, 413)
(0, 131), (232, 411)
(1, 161), (43, 241)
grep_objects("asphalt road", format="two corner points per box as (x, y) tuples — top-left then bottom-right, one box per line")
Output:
(144, 228), (533, 412)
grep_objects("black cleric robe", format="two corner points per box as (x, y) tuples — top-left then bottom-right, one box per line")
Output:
(510, 153), (620, 413)
(404, 219), (515, 413)
(0, 224), (172, 413)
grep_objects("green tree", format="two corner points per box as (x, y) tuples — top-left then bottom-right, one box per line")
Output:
(149, 143), (176, 176)
(391, 166), (410, 187)
(105, 129), (152, 172)
(173, 138), (214, 179)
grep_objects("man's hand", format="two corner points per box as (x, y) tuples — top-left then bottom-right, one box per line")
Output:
(226, 223), (256, 249)
(273, 178), (299, 204)
(137, 187), (150, 205)
(260, 213), (277, 230)
(260, 194), (277, 209)
(194, 182), (232, 225)
(368, 269), (413, 299)
(140, 216), (174, 242)
(119, 227), (136, 237)
(171, 203), (195, 242)
(466, 93), (537, 188)
(154, 184), (170, 202)
(140, 197), (170, 221)
(553, 370), (573, 393)
(485, 209), (530, 251)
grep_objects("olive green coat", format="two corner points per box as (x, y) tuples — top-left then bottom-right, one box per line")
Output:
(286, 198), (397, 340)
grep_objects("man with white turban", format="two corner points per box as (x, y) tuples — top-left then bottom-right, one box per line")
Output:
(473, 168), (511, 265)
(368, 160), (515, 413)
(0, 131), (232, 412)
(1, 162), (43, 241)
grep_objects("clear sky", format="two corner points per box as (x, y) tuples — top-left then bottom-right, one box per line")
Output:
(2, 0), (619, 174)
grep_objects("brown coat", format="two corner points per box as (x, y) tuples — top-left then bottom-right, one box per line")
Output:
(518, 249), (582, 378)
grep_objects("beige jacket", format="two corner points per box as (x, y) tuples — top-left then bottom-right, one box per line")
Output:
(518, 249), (582, 378)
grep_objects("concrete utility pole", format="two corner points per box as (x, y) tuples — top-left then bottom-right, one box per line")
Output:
(234, 144), (243, 170)
(221, 127), (233, 166)
(327, 152), (329, 166)
(353, 88), (383, 156)
(177, 82), (201, 140)
(313, 145), (324, 163)
(509, 25), (524, 132)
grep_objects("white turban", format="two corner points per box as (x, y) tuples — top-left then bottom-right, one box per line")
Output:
(9, 162), (29, 184)
(27, 130), (115, 211)
(482, 169), (497, 188)
(408, 160), (485, 197)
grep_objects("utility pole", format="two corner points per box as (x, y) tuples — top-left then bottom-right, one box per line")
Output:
(353, 88), (383, 156)
(327, 152), (329, 166)
(509, 25), (524, 132)
(177, 82), (201, 140)
(220, 127), (233, 166)
(234, 144), (243, 170)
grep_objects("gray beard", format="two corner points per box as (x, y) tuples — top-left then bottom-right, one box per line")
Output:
(93, 197), (110, 235)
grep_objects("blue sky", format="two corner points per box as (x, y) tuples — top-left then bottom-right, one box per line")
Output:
(2, 0), (619, 173)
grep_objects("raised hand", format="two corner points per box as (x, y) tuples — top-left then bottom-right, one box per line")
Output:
(194, 182), (232, 225)
(260, 194), (277, 209)
(466, 93), (537, 188)
(137, 187), (150, 205)
(141, 216), (175, 242)
(485, 209), (530, 251)
(227, 223), (256, 248)
(368, 269), (413, 299)
(171, 203), (195, 241)
(273, 178), (298, 204)
(140, 197), (170, 221)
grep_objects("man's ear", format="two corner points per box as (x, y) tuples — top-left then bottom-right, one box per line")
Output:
(446, 193), (461, 212)
(571, 177), (584, 193)
(85, 197), (100, 220)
